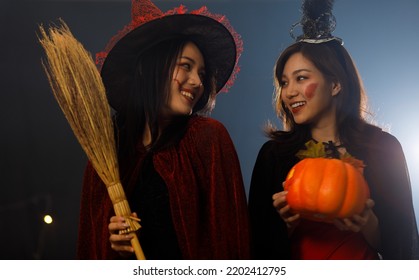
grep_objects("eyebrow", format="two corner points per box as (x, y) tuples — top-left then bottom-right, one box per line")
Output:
(180, 56), (195, 63)
(282, 68), (312, 78)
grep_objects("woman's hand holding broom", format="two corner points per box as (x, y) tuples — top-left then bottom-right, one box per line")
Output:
(109, 213), (142, 257)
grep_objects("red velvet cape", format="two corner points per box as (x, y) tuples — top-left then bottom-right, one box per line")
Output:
(77, 116), (250, 259)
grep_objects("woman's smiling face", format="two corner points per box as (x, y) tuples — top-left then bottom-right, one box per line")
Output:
(162, 41), (205, 118)
(280, 52), (341, 127)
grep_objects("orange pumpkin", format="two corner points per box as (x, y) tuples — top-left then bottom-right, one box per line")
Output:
(284, 158), (370, 222)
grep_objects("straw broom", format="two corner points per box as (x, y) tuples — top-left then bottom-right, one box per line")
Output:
(38, 20), (146, 260)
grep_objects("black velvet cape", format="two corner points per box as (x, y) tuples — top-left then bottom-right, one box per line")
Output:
(249, 127), (419, 259)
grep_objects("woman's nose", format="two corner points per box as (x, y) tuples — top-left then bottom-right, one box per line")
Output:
(188, 72), (202, 88)
(283, 83), (298, 99)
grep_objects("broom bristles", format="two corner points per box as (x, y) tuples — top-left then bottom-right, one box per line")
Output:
(38, 20), (145, 259)
(39, 21), (117, 185)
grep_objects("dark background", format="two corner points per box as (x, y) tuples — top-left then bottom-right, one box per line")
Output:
(1, 0), (418, 259)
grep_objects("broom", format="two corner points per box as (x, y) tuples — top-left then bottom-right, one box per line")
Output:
(38, 20), (146, 260)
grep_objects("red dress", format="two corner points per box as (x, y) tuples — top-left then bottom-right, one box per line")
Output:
(291, 220), (378, 259)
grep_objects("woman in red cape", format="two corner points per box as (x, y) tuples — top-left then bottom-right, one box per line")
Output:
(77, 0), (250, 260)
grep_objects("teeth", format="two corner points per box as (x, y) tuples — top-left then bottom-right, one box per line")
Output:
(181, 91), (194, 100)
(291, 101), (305, 108)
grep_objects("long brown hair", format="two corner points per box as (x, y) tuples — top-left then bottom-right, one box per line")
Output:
(267, 40), (377, 152)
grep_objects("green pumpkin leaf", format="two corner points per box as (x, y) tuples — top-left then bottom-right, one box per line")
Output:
(296, 140), (366, 173)
(296, 140), (327, 159)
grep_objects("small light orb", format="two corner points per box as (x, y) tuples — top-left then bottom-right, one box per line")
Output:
(43, 215), (53, 224)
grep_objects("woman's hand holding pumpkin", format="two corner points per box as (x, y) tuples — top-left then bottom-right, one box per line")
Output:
(332, 199), (373, 231)
(333, 199), (380, 249)
(273, 190), (300, 234)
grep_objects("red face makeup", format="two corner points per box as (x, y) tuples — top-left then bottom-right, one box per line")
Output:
(305, 83), (318, 99)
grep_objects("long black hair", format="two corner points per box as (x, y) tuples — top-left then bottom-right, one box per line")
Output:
(115, 36), (216, 160)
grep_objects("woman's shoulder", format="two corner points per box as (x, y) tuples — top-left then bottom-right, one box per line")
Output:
(259, 139), (279, 153)
(258, 132), (304, 158)
(356, 125), (406, 161)
(176, 116), (237, 158)
(187, 115), (230, 138)
(188, 115), (226, 128)
(364, 125), (402, 149)
(256, 138), (296, 163)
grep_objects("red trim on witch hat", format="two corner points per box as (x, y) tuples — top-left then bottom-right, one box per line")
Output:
(96, 0), (242, 94)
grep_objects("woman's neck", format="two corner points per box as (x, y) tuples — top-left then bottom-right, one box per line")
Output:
(309, 101), (340, 144)
(143, 118), (168, 147)
(310, 123), (340, 145)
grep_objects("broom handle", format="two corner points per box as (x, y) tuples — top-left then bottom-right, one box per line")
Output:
(131, 234), (146, 260)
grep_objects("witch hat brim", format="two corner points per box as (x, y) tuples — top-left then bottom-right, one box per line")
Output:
(100, 14), (238, 112)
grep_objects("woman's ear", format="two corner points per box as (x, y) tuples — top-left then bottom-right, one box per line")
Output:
(331, 82), (342, 96)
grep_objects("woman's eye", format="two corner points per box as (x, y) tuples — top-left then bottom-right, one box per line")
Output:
(177, 62), (192, 71)
(297, 75), (307, 81)
(179, 63), (191, 70)
(279, 80), (288, 87)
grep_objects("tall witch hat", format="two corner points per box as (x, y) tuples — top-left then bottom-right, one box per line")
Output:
(98, 0), (243, 111)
